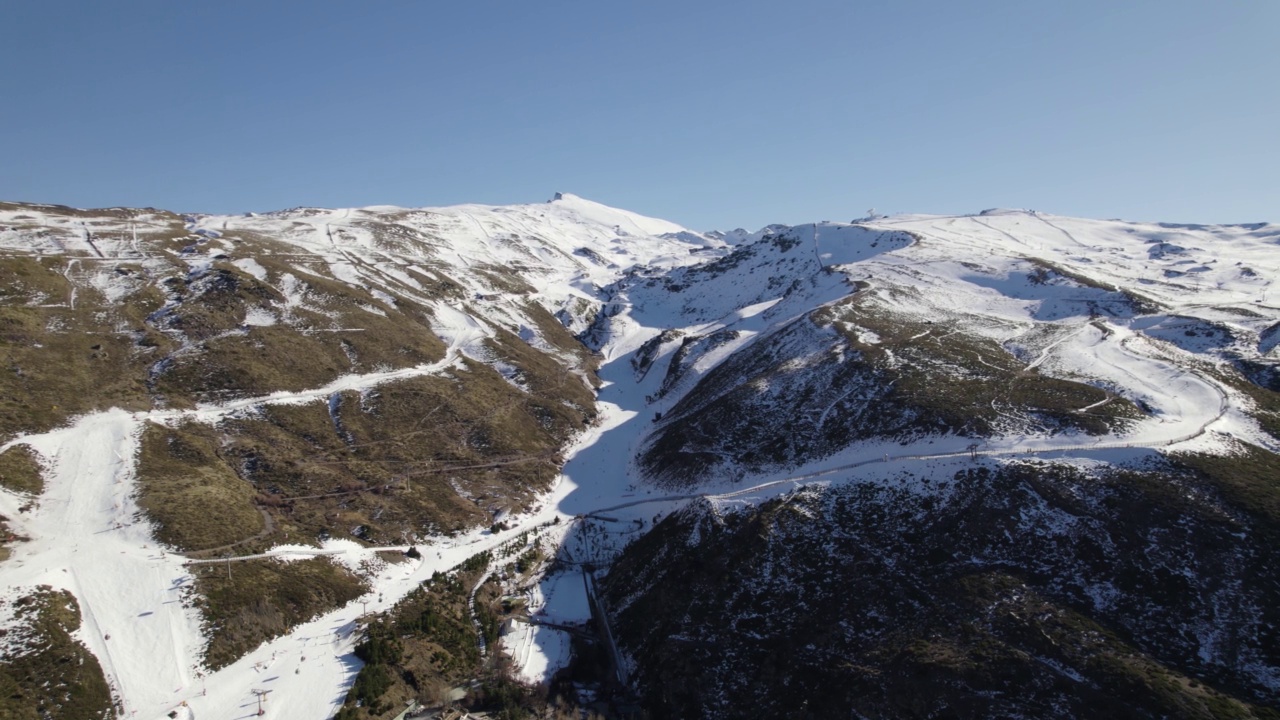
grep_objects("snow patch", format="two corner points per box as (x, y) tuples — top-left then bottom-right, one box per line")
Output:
(242, 307), (277, 327)
(232, 258), (268, 281)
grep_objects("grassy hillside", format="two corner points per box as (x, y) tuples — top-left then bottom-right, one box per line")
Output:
(0, 588), (117, 720)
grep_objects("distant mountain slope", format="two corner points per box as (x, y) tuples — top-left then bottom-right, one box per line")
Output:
(606, 213), (1280, 487)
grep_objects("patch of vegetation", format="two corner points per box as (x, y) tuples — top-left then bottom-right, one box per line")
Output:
(630, 329), (684, 380)
(655, 329), (741, 399)
(134, 281), (593, 556)
(1220, 368), (1280, 442)
(334, 533), (579, 720)
(5, 228), (464, 412)
(483, 322), (596, 420)
(154, 266), (282, 341)
(341, 621), (404, 715)
(866, 302), (1132, 434)
(150, 266), (448, 402)
(520, 301), (601, 386)
(132, 317), (592, 679)
(468, 265), (535, 297)
(205, 356), (584, 547)
(135, 422), (265, 551)
(0, 587), (117, 720)
(0, 513), (29, 563)
(675, 241), (759, 284)
(0, 255), (164, 439)
(0, 444), (43, 495)
(332, 556), (491, 719)
(1171, 444), (1280, 537)
(1026, 257), (1164, 315)
(191, 556), (367, 669)
(767, 229), (803, 253)
(603, 459), (1280, 718)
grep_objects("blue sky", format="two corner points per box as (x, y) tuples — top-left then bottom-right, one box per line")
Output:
(2, 1), (1276, 230)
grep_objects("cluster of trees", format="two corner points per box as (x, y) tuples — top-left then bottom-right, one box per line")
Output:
(335, 621), (403, 718)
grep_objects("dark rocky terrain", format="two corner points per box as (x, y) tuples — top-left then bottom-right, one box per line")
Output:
(603, 452), (1280, 719)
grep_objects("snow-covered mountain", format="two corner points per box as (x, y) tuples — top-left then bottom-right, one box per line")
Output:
(0, 195), (1276, 719)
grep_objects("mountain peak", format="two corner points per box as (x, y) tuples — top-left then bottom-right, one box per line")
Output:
(544, 192), (689, 237)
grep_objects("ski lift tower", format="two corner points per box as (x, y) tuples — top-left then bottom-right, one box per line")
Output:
(251, 689), (272, 716)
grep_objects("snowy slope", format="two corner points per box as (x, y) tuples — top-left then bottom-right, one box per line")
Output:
(623, 211), (1277, 485)
(189, 192), (719, 320)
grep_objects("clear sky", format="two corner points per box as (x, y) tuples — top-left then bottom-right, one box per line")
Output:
(2, 1), (1276, 231)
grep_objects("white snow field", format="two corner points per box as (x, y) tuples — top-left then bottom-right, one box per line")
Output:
(0, 198), (1276, 718)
